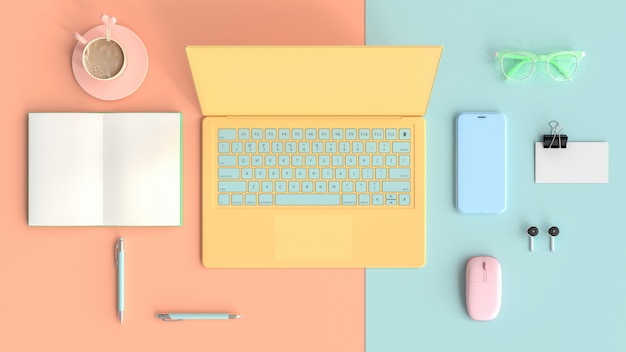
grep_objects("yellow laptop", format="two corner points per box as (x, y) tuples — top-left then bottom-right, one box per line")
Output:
(186, 46), (442, 268)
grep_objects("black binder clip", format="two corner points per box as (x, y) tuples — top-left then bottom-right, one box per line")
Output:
(543, 120), (568, 148)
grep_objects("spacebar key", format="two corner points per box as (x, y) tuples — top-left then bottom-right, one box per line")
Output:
(276, 194), (340, 206)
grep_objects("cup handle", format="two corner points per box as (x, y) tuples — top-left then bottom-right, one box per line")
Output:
(74, 32), (88, 45)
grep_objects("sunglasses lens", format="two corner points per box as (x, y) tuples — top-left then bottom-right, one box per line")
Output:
(548, 54), (578, 81)
(501, 53), (534, 80)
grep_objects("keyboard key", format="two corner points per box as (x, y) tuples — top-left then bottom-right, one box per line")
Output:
(278, 129), (290, 140)
(332, 129), (344, 140)
(218, 182), (246, 192)
(312, 142), (324, 153)
(245, 142), (256, 153)
(346, 128), (357, 140)
(372, 128), (384, 140)
(295, 168), (307, 179)
(316, 181), (327, 192)
(349, 168), (360, 179)
(218, 156), (236, 166)
(356, 181), (367, 193)
(278, 156), (290, 166)
(308, 168), (320, 179)
(252, 128), (263, 140)
(276, 182), (286, 192)
(372, 194), (384, 206)
(255, 168), (266, 179)
(393, 142), (411, 153)
(305, 128), (317, 140)
(248, 182), (260, 192)
(245, 194), (257, 205)
(362, 168), (373, 179)
(372, 156), (384, 166)
(276, 194), (340, 206)
(238, 155), (250, 166)
(399, 129), (411, 140)
(386, 128), (397, 140)
(262, 182), (273, 192)
(359, 155), (370, 166)
(386, 199), (397, 206)
(329, 182), (340, 192)
(345, 156), (356, 166)
(325, 142), (337, 153)
(259, 194), (273, 206)
(336, 168), (347, 179)
(231, 142), (243, 153)
(305, 155), (316, 166)
(218, 169), (240, 179)
(376, 168), (387, 179)
(352, 142), (364, 153)
(298, 142), (310, 153)
(282, 168), (293, 179)
(218, 129), (237, 140)
(218, 194), (230, 206)
(272, 142), (283, 153)
(285, 142), (297, 153)
(232, 194), (243, 206)
(369, 181), (380, 192)
(339, 142), (350, 153)
(322, 168), (333, 179)
(289, 181), (300, 192)
(399, 155), (410, 166)
(292, 155), (303, 166)
(366, 142), (377, 153)
(319, 156), (330, 166)
(382, 181), (411, 192)
(332, 155), (343, 166)
(389, 168), (410, 179)
(266, 128), (277, 140)
(265, 155), (276, 166)
(359, 194), (370, 205)
(218, 142), (229, 153)
(292, 128), (303, 140)
(302, 182), (313, 192)
(342, 181), (353, 192)
(241, 169), (253, 179)
(319, 129), (330, 140)
(342, 194), (357, 205)
(379, 142), (390, 153)
(238, 129), (250, 140)
(268, 169), (280, 179)
(258, 142), (270, 153)
(399, 194), (410, 206)
(359, 128), (370, 140)
(385, 155), (397, 166)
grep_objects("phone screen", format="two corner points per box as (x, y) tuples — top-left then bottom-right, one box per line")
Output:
(456, 112), (506, 214)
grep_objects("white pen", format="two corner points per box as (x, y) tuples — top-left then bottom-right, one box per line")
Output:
(156, 313), (242, 321)
(115, 238), (125, 324)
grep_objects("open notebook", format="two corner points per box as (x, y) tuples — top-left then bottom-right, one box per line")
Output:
(187, 46), (442, 268)
(28, 112), (181, 226)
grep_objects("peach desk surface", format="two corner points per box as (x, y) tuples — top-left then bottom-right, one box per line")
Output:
(0, 1), (365, 351)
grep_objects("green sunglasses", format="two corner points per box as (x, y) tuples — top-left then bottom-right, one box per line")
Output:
(496, 50), (586, 81)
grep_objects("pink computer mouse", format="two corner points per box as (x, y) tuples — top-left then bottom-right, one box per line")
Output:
(466, 256), (502, 321)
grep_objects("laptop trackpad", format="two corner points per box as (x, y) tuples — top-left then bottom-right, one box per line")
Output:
(275, 214), (354, 261)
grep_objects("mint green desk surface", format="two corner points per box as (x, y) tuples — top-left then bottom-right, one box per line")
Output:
(366, 0), (625, 351)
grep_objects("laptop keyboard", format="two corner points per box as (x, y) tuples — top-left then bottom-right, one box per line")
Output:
(215, 127), (412, 207)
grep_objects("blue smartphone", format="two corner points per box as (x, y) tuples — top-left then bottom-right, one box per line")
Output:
(456, 112), (506, 214)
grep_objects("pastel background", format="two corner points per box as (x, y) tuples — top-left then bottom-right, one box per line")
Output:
(1, 1), (364, 351)
(366, 0), (626, 351)
(3, 0), (626, 351)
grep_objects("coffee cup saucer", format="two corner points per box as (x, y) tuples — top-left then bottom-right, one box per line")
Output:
(72, 24), (148, 101)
